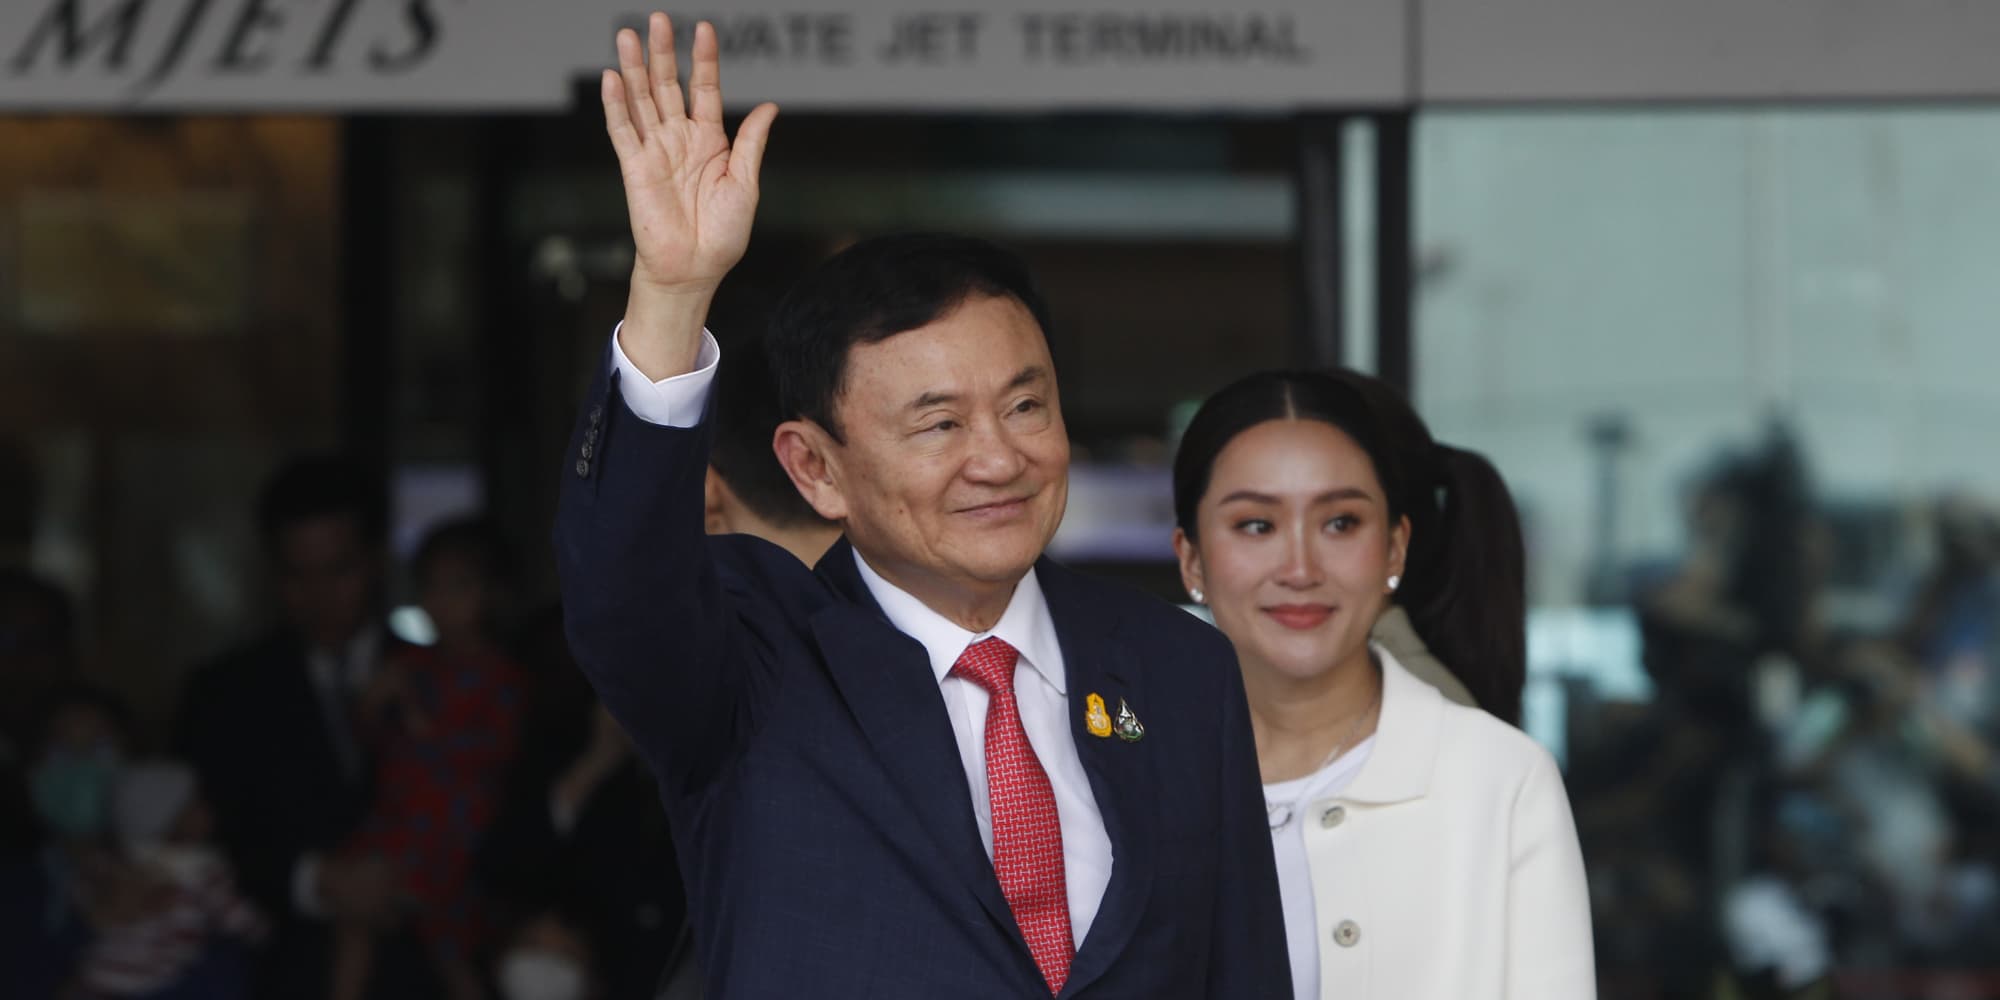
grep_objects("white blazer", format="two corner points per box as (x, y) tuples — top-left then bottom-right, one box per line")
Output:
(1295, 646), (1596, 1000)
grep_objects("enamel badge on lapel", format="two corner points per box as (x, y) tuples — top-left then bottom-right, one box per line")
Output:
(1085, 693), (1113, 738)
(1113, 698), (1145, 743)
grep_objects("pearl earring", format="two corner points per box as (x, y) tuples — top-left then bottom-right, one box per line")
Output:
(1387, 575), (1401, 592)
(1189, 588), (1205, 604)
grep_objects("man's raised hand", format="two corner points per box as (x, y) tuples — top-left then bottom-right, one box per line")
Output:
(603, 14), (778, 378)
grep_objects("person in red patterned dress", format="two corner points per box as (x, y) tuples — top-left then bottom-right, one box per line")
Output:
(334, 517), (526, 1000)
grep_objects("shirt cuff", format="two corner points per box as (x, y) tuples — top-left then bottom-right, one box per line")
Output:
(291, 853), (326, 920)
(610, 322), (720, 428)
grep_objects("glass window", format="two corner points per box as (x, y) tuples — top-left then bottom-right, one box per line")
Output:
(1417, 108), (2000, 989)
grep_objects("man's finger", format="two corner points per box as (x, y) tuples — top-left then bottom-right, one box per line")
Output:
(616, 27), (660, 134)
(729, 102), (779, 187)
(689, 20), (724, 127)
(649, 12), (686, 122)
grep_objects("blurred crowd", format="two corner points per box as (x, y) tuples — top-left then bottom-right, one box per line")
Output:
(1573, 426), (2000, 998)
(1, 456), (683, 1000)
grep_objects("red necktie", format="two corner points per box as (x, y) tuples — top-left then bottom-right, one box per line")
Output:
(953, 637), (1074, 995)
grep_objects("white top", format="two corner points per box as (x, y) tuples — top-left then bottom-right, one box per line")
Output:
(610, 324), (1112, 947)
(1280, 644), (1596, 1000)
(1265, 735), (1377, 1000)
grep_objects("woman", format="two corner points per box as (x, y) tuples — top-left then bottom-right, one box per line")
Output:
(1170, 369), (1593, 1000)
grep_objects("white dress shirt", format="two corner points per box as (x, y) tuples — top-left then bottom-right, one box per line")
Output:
(851, 551), (1113, 948)
(610, 325), (1114, 947)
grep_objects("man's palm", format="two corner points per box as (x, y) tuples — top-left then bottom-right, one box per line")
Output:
(603, 14), (777, 293)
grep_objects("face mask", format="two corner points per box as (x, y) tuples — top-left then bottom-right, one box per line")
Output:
(31, 747), (119, 839)
(498, 949), (587, 1000)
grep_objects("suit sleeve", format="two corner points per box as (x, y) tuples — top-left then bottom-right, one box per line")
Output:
(553, 331), (757, 793)
(1504, 749), (1597, 999)
(1203, 632), (1293, 999)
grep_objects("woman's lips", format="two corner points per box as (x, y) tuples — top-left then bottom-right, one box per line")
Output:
(1264, 604), (1335, 630)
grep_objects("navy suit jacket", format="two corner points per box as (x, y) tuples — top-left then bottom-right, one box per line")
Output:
(554, 360), (1288, 999)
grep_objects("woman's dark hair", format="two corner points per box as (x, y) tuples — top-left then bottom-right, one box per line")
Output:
(1171, 369), (1527, 725)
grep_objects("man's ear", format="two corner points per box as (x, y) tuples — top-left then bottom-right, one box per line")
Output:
(703, 467), (732, 535)
(773, 419), (849, 523)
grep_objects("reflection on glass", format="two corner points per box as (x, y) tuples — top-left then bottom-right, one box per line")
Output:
(1417, 108), (2000, 990)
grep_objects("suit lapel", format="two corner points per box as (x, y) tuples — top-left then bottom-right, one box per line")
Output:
(808, 541), (1020, 940)
(1038, 560), (1156, 998)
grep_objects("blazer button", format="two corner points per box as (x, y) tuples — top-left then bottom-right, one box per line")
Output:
(589, 404), (605, 424)
(1319, 805), (1346, 829)
(580, 442), (593, 460)
(575, 459), (591, 478)
(1333, 920), (1361, 948)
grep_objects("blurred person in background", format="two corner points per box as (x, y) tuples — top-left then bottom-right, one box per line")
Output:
(1170, 370), (1592, 1000)
(75, 759), (266, 999)
(1, 569), (80, 860)
(1, 569), (77, 763)
(174, 455), (436, 999)
(1776, 637), (1998, 967)
(702, 329), (843, 567)
(1714, 773), (1842, 1000)
(1894, 497), (2000, 966)
(4, 685), (136, 997)
(333, 517), (527, 1000)
(1900, 496), (2000, 740)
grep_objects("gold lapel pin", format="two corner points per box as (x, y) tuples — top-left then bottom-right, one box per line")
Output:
(1114, 698), (1145, 743)
(1085, 693), (1113, 738)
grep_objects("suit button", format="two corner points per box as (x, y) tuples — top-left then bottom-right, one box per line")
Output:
(575, 459), (591, 477)
(589, 404), (605, 424)
(1333, 920), (1361, 948)
(1319, 805), (1346, 829)
(580, 442), (593, 459)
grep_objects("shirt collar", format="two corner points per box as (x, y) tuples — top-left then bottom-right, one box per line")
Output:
(851, 548), (1066, 695)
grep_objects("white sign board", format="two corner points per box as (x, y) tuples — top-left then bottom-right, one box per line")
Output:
(0, 0), (1407, 111)
(1420, 0), (2000, 102)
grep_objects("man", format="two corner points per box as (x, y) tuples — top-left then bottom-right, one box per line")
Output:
(557, 14), (1286, 998)
(703, 330), (841, 566)
(176, 456), (436, 999)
